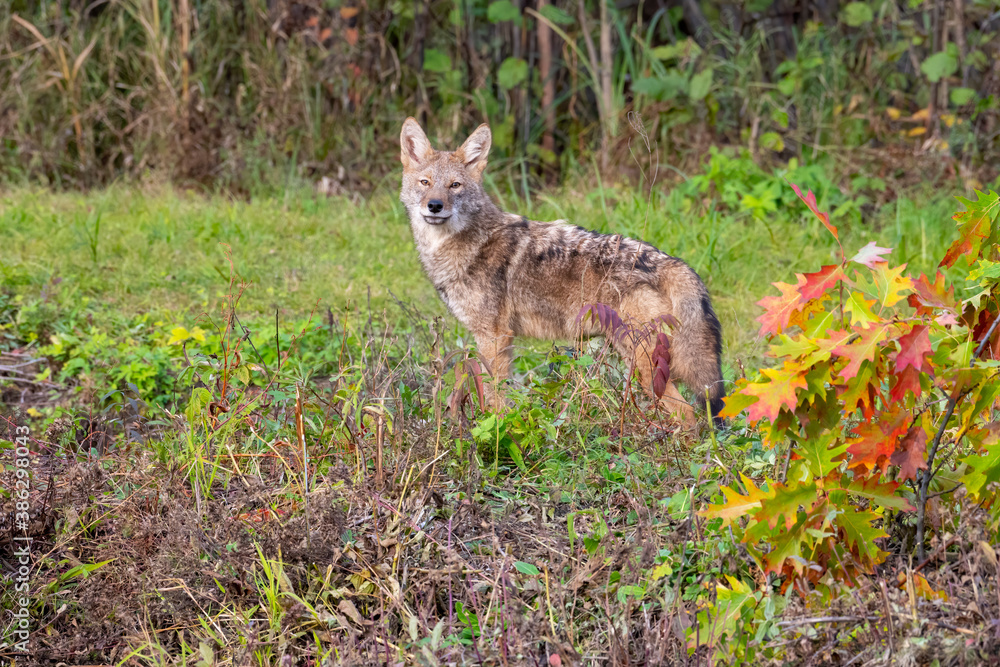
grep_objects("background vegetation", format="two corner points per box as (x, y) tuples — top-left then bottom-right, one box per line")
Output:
(2, 1), (1000, 666)
(1, 0), (999, 193)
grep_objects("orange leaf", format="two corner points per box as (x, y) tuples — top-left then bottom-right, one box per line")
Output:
(939, 190), (1000, 268)
(741, 363), (808, 423)
(832, 323), (891, 380)
(756, 278), (808, 336)
(847, 409), (909, 472)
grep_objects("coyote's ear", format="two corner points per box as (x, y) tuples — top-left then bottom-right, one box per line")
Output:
(400, 117), (433, 169)
(456, 124), (491, 180)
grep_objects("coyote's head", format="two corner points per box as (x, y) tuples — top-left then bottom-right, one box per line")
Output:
(399, 118), (492, 233)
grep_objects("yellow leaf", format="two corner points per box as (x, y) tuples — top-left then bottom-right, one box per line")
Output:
(941, 113), (956, 128)
(886, 107), (902, 120)
(909, 108), (930, 122)
(650, 562), (673, 580)
(27, 407), (43, 418)
(167, 327), (189, 345)
(907, 127), (927, 137)
(189, 326), (206, 343)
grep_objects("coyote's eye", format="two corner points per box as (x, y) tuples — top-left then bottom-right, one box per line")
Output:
(450, 182), (461, 189)
(420, 179), (430, 186)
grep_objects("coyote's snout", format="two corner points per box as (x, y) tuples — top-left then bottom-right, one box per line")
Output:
(399, 117), (726, 427)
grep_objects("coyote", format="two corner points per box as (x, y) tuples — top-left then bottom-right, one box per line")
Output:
(399, 118), (725, 426)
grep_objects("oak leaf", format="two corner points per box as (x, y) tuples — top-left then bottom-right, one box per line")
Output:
(890, 422), (928, 481)
(741, 363), (808, 423)
(851, 242), (892, 269)
(940, 190), (1000, 268)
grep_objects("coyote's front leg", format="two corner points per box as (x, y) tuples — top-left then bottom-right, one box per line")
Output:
(473, 329), (514, 411)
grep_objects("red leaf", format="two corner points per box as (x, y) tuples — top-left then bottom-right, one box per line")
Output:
(890, 423), (928, 481)
(831, 323), (891, 380)
(756, 278), (808, 336)
(790, 182), (840, 246)
(850, 241), (892, 268)
(848, 410), (909, 472)
(908, 272), (956, 312)
(889, 365), (923, 402)
(894, 325), (933, 374)
(798, 264), (848, 300)
(741, 364), (808, 423)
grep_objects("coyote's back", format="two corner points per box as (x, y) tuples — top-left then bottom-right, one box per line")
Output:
(399, 117), (725, 423)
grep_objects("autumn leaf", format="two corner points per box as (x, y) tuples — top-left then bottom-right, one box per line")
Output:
(889, 365), (923, 402)
(871, 262), (913, 308)
(700, 474), (773, 527)
(769, 333), (819, 360)
(741, 363), (808, 423)
(894, 325), (933, 374)
(907, 271), (958, 316)
(847, 409), (909, 472)
(845, 475), (915, 511)
(850, 241), (892, 269)
(756, 278), (808, 336)
(843, 291), (879, 328)
(836, 506), (889, 569)
(940, 190), (1000, 268)
(756, 480), (819, 530)
(790, 182), (842, 256)
(718, 385), (758, 419)
(763, 518), (811, 575)
(832, 323), (890, 380)
(890, 422), (928, 481)
(798, 264), (848, 300)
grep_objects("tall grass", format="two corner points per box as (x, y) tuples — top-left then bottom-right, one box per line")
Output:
(1, 0), (997, 194)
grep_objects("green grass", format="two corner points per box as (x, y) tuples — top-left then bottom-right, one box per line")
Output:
(1, 154), (993, 665)
(0, 150), (968, 396)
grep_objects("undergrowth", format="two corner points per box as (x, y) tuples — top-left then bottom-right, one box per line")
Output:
(1, 152), (999, 665)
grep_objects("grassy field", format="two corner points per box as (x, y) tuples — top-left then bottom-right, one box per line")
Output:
(2, 153), (997, 665)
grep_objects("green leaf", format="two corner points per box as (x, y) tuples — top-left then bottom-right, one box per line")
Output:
(423, 49), (452, 73)
(840, 2), (874, 27)
(513, 561), (540, 575)
(497, 57), (528, 89)
(507, 439), (526, 470)
(759, 131), (785, 152)
(632, 73), (688, 101)
(798, 433), (849, 478)
(487, 0), (521, 24)
(756, 480), (818, 529)
(689, 68), (714, 101)
(921, 51), (958, 83)
(968, 259), (1000, 286)
(961, 444), (1000, 501)
(950, 87), (976, 105)
(836, 506), (889, 567)
(843, 291), (879, 327)
(687, 576), (755, 651)
(539, 4), (574, 25)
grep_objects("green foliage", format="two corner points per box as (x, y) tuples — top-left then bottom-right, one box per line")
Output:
(712, 183), (1000, 599)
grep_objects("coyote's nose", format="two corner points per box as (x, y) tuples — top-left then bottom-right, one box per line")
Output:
(428, 200), (444, 214)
